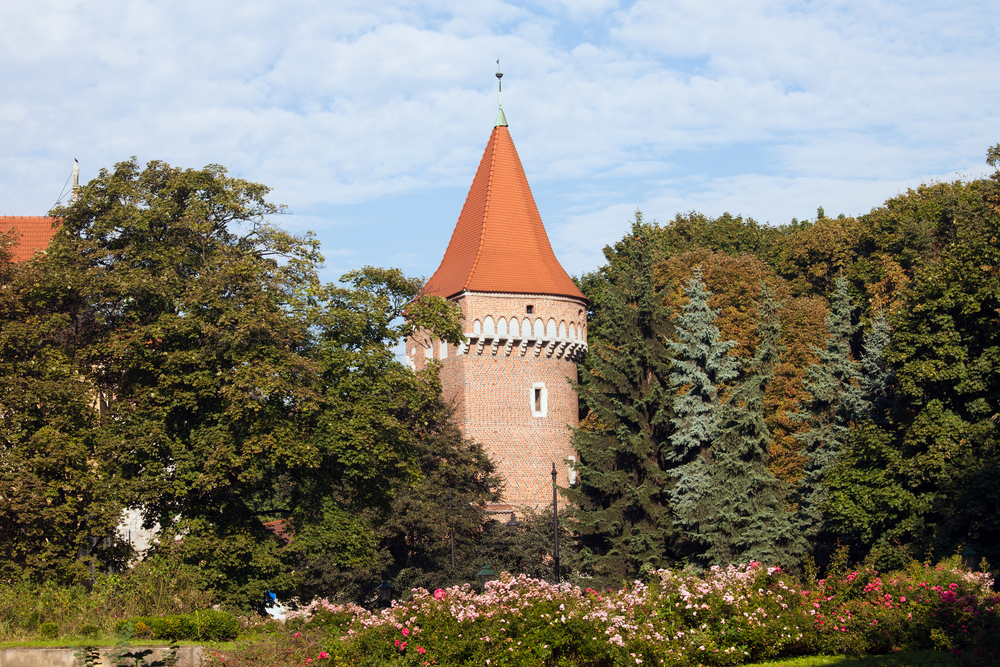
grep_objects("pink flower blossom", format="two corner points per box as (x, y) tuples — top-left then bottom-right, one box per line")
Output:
(317, 652), (329, 660)
(402, 628), (410, 637)
(434, 588), (445, 600)
(417, 646), (426, 654)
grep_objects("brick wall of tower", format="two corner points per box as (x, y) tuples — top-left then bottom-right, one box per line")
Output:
(409, 291), (587, 509)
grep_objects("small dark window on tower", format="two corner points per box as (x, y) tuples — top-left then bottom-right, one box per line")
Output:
(526, 304), (534, 314)
(534, 387), (542, 412)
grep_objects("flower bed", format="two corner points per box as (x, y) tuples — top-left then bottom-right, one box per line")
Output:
(208, 559), (999, 667)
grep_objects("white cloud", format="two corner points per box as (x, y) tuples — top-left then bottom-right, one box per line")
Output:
(1, 0), (997, 277)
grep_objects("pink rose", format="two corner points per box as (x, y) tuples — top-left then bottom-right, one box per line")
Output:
(417, 646), (427, 655)
(318, 652), (329, 660)
(402, 628), (410, 637)
(434, 588), (446, 600)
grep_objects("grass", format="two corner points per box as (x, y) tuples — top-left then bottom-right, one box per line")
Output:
(747, 651), (957, 667)
(0, 637), (238, 650)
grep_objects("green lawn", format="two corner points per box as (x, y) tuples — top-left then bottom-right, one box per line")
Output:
(0, 637), (237, 650)
(747, 652), (956, 667)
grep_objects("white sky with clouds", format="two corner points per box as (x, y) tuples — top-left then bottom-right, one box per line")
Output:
(3, 0), (998, 282)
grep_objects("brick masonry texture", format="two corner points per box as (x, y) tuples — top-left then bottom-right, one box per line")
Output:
(412, 120), (588, 510)
(411, 291), (586, 509)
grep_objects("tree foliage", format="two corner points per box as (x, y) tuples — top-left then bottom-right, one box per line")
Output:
(827, 146), (1000, 567)
(692, 285), (804, 566)
(566, 213), (675, 583)
(1, 158), (465, 608)
(666, 267), (738, 543)
(794, 276), (863, 546)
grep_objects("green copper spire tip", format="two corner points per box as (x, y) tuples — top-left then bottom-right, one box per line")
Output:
(495, 60), (507, 127)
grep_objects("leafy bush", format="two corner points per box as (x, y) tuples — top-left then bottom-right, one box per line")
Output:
(211, 558), (999, 667)
(0, 553), (215, 640)
(117, 610), (241, 641)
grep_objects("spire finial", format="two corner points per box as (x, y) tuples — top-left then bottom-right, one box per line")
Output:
(494, 59), (507, 127)
(71, 158), (80, 204)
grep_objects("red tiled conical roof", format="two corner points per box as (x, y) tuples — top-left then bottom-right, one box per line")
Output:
(1, 216), (59, 263)
(422, 126), (585, 301)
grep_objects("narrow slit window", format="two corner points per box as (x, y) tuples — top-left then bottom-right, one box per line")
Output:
(531, 383), (547, 417)
(526, 304), (534, 314)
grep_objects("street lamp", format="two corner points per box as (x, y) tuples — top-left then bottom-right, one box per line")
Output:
(476, 564), (497, 592)
(376, 580), (394, 607)
(552, 462), (560, 584)
(506, 512), (521, 531)
(449, 488), (456, 569)
(962, 546), (978, 571)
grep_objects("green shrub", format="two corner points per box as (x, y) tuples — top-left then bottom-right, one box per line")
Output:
(0, 552), (215, 641)
(117, 610), (240, 641)
(79, 623), (99, 637)
(37, 621), (58, 639)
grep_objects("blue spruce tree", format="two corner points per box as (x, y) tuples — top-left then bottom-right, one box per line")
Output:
(696, 284), (805, 565)
(795, 275), (863, 544)
(860, 310), (894, 423)
(667, 267), (739, 542)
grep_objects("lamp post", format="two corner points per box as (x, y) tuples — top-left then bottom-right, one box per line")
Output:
(376, 580), (394, 608)
(506, 512), (521, 531)
(962, 546), (978, 571)
(476, 564), (497, 592)
(449, 488), (456, 569)
(552, 462), (560, 584)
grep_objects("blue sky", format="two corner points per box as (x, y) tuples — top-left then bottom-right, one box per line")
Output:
(2, 0), (998, 283)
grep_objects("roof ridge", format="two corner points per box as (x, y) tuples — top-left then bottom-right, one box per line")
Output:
(464, 130), (499, 292)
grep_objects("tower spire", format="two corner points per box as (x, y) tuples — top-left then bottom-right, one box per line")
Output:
(495, 60), (507, 127)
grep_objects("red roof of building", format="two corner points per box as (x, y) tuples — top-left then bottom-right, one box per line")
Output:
(1, 216), (59, 263)
(422, 126), (585, 301)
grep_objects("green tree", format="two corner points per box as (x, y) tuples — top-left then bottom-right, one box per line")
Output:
(794, 276), (863, 546)
(566, 213), (676, 583)
(860, 310), (894, 423)
(0, 243), (130, 584)
(827, 148), (1000, 567)
(694, 285), (804, 566)
(877, 150), (1000, 564)
(655, 248), (830, 488)
(656, 211), (785, 267)
(667, 267), (739, 543)
(40, 158), (327, 608)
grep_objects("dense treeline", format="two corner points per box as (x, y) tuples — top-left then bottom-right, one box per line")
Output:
(2, 147), (998, 611)
(569, 144), (1000, 582)
(0, 158), (535, 611)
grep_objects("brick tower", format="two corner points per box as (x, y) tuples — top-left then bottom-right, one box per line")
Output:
(409, 95), (588, 510)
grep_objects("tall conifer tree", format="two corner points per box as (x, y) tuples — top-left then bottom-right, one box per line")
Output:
(859, 310), (894, 423)
(795, 276), (863, 543)
(566, 213), (675, 582)
(695, 285), (804, 565)
(667, 267), (738, 536)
